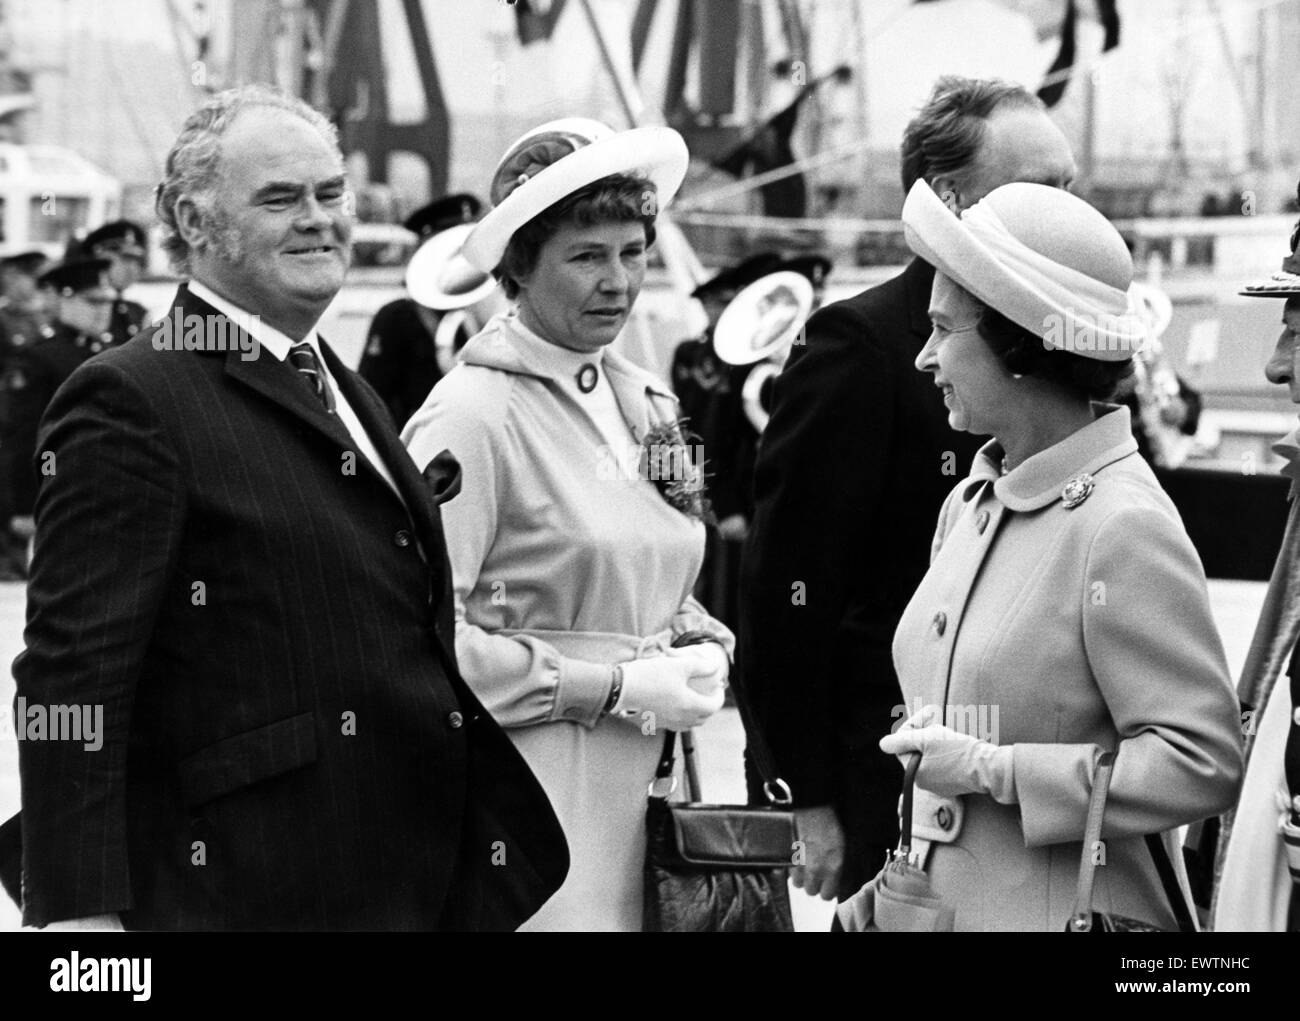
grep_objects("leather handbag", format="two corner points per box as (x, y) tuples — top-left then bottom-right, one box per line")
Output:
(642, 634), (796, 933)
(1068, 751), (1197, 932)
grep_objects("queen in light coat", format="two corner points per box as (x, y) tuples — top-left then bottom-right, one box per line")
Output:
(862, 180), (1243, 932)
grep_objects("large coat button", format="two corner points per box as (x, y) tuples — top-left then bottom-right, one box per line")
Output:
(932, 611), (947, 636)
(394, 529), (412, 547)
(447, 711), (464, 729)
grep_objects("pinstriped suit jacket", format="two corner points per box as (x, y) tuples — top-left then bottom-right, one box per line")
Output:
(11, 285), (567, 930)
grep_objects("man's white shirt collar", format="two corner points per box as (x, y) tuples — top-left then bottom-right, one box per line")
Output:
(187, 278), (322, 362)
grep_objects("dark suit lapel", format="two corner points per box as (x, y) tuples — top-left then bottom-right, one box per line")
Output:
(321, 345), (436, 530)
(323, 345), (454, 595)
(182, 283), (360, 462)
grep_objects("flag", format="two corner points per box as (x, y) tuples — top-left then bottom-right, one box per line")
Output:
(514, 0), (569, 46)
(1037, 0), (1077, 107)
(1037, 0), (1122, 107)
(714, 95), (809, 218)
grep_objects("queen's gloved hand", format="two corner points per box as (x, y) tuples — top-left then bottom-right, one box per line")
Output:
(879, 721), (1017, 804)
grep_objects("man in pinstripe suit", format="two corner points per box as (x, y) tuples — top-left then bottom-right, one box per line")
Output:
(7, 85), (567, 931)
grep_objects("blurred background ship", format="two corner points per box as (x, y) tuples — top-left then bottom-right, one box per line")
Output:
(2, 0), (1299, 535)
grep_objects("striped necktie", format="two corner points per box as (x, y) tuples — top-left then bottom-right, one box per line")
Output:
(288, 341), (336, 413)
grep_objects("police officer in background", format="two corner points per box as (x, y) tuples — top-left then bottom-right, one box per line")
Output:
(0, 256), (116, 565)
(0, 250), (54, 357)
(671, 252), (781, 526)
(82, 219), (150, 347)
(665, 253), (781, 630)
(358, 193), (485, 427)
(720, 253), (832, 529)
(0, 249), (55, 578)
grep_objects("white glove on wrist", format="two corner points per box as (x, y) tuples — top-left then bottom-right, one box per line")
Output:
(665, 641), (729, 694)
(614, 655), (725, 732)
(879, 723), (1016, 804)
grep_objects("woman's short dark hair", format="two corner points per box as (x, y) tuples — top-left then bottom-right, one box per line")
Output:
(975, 302), (1134, 401)
(494, 173), (658, 299)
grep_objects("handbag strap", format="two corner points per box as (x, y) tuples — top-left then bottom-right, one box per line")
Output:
(652, 630), (793, 806)
(1070, 750), (1196, 933)
(1070, 751), (1115, 931)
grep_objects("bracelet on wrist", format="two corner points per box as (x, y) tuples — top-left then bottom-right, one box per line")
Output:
(602, 663), (625, 716)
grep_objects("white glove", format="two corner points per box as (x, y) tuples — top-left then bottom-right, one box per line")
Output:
(664, 641), (729, 695)
(879, 723), (1016, 804)
(615, 655), (725, 732)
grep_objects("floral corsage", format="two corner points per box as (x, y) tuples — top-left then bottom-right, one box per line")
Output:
(639, 419), (713, 524)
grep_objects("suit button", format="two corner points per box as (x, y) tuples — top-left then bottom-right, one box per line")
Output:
(394, 529), (412, 548)
(976, 510), (990, 534)
(447, 711), (464, 729)
(932, 611), (947, 636)
(936, 805), (953, 831)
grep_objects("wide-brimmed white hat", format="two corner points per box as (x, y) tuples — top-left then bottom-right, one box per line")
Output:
(405, 223), (498, 310)
(462, 117), (689, 273)
(713, 271), (814, 365)
(902, 180), (1145, 361)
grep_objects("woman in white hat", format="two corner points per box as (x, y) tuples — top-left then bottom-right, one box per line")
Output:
(868, 180), (1243, 931)
(402, 119), (730, 930)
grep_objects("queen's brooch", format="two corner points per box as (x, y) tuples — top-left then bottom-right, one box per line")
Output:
(1061, 473), (1095, 509)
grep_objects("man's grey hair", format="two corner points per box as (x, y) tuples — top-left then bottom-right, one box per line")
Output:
(154, 85), (342, 275)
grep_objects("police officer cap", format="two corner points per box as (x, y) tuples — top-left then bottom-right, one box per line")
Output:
(403, 194), (483, 240)
(38, 256), (111, 296)
(691, 252), (783, 300)
(776, 253), (832, 289)
(83, 219), (148, 258)
(0, 249), (49, 276)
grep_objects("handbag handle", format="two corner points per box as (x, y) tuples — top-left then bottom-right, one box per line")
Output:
(1069, 750), (1195, 933)
(650, 631), (793, 806)
(897, 753), (922, 861)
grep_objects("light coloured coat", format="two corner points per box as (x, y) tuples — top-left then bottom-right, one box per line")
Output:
(403, 312), (732, 931)
(893, 405), (1243, 931)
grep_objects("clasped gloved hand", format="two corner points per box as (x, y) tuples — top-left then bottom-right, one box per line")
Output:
(879, 721), (1017, 804)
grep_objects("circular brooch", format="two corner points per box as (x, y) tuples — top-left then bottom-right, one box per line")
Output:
(1061, 472), (1095, 509)
(576, 363), (599, 393)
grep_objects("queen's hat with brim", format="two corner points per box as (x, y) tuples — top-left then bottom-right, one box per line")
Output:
(901, 180), (1145, 362)
(406, 223), (499, 310)
(462, 117), (689, 273)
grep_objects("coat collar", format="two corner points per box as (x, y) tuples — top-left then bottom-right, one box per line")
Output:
(460, 311), (679, 438)
(964, 403), (1139, 512)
